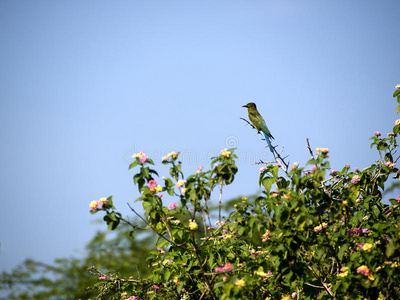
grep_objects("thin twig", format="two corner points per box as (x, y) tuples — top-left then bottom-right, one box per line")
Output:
(218, 181), (223, 223)
(126, 203), (193, 251)
(306, 138), (315, 160)
(241, 117), (290, 174)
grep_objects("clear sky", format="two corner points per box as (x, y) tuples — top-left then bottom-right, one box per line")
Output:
(1, 0), (399, 272)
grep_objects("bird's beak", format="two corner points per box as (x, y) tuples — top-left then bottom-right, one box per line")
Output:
(242, 105), (248, 108)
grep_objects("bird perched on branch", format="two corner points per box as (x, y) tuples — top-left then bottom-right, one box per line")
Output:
(242, 102), (275, 157)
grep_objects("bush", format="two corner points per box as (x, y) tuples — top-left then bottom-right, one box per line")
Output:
(88, 86), (400, 300)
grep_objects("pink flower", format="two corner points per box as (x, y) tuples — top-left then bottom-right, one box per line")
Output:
(262, 230), (270, 242)
(374, 131), (381, 137)
(140, 155), (147, 163)
(90, 200), (99, 211)
(330, 170), (337, 175)
(168, 202), (178, 209)
(384, 162), (396, 168)
(195, 165), (203, 174)
(157, 248), (165, 254)
(351, 175), (360, 184)
(148, 180), (157, 188)
(311, 165), (317, 172)
(357, 265), (372, 277)
(396, 84), (400, 90)
(215, 263), (234, 273)
(396, 195), (400, 203)
(260, 166), (267, 173)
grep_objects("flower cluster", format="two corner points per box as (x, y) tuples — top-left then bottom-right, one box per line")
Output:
(262, 230), (270, 242)
(188, 220), (198, 230)
(384, 162), (396, 168)
(357, 265), (374, 280)
(357, 243), (373, 252)
(351, 175), (360, 184)
(215, 263), (234, 273)
(338, 266), (349, 277)
(254, 270), (273, 278)
(148, 180), (162, 193)
(349, 228), (370, 235)
(314, 222), (328, 232)
(220, 148), (231, 157)
(162, 151), (179, 161)
(195, 164), (203, 174)
(89, 197), (108, 211)
(316, 148), (329, 154)
(176, 180), (186, 188)
(132, 150), (147, 163)
(168, 202), (178, 209)
(234, 279), (245, 288)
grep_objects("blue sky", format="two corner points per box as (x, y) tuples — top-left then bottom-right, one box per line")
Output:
(1, 0), (399, 272)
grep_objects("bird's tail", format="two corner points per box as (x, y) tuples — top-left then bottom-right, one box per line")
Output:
(262, 132), (275, 157)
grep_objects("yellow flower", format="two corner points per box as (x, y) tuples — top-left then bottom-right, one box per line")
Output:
(195, 165), (203, 174)
(234, 279), (245, 288)
(162, 151), (179, 161)
(90, 200), (99, 211)
(338, 266), (348, 277)
(316, 148), (329, 153)
(176, 180), (186, 188)
(181, 188), (187, 194)
(281, 296), (290, 300)
(173, 277), (179, 284)
(396, 119), (400, 126)
(154, 185), (163, 193)
(220, 148), (231, 157)
(189, 220), (198, 230)
(368, 274), (375, 280)
(98, 197), (108, 205)
(362, 243), (373, 252)
(132, 150), (146, 158)
(254, 271), (269, 278)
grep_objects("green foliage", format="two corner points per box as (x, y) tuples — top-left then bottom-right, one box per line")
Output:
(86, 87), (400, 300)
(0, 224), (155, 300)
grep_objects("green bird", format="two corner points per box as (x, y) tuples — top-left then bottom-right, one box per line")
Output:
(243, 102), (275, 156)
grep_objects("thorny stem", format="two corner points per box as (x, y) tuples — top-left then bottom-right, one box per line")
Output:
(241, 117), (290, 172)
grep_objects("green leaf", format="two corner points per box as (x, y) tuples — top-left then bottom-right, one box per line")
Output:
(163, 268), (171, 281)
(157, 240), (170, 248)
(386, 242), (395, 257)
(129, 159), (139, 169)
(262, 177), (275, 192)
(338, 243), (349, 260)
